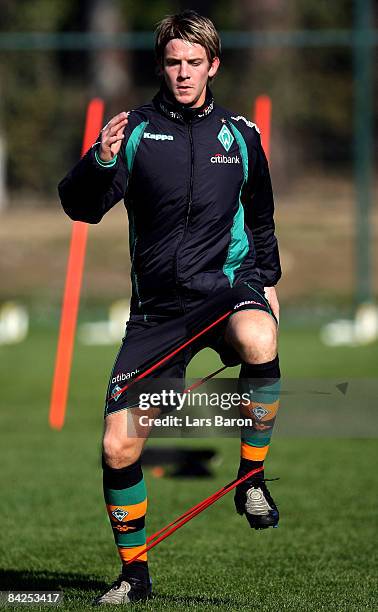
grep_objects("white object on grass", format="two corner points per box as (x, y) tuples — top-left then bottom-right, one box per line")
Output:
(321, 303), (378, 346)
(0, 301), (29, 344)
(79, 299), (130, 345)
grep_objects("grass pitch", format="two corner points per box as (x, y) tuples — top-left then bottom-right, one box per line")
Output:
(0, 322), (377, 611)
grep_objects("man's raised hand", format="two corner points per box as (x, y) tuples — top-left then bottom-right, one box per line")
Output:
(99, 112), (129, 162)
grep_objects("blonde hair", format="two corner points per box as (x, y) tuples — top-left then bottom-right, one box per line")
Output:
(155, 10), (221, 65)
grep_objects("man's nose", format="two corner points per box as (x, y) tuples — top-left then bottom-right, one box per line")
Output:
(178, 62), (190, 80)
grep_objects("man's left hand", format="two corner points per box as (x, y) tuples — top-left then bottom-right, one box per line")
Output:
(264, 286), (280, 323)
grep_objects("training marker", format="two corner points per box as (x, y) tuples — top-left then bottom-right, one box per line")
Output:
(254, 95), (271, 162)
(49, 98), (104, 430)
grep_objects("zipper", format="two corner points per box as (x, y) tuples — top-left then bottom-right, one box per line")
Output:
(131, 237), (143, 309)
(185, 121), (194, 229)
(174, 120), (194, 312)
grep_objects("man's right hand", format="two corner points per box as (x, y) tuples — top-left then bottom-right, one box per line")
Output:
(99, 112), (129, 162)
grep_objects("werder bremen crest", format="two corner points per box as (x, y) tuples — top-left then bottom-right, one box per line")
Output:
(112, 385), (122, 402)
(111, 508), (128, 521)
(252, 405), (269, 420)
(217, 124), (234, 152)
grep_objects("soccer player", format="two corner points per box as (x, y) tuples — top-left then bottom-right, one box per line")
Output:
(59, 10), (281, 605)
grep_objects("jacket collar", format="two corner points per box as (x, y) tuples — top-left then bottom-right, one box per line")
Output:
(153, 83), (214, 124)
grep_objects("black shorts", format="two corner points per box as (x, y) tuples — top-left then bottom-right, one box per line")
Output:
(104, 281), (277, 416)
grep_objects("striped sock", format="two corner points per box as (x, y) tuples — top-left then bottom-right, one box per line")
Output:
(238, 356), (281, 467)
(102, 458), (148, 573)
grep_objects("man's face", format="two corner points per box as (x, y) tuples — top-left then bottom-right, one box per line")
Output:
(162, 39), (220, 108)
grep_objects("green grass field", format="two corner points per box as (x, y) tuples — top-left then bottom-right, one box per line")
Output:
(0, 322), (377, 611)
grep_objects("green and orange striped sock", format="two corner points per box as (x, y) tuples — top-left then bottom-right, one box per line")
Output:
(238, 356), (281, 472)
(102, 458), (148, 576)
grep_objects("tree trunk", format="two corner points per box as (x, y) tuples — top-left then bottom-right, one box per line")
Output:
(86, 0), (129, 115)
(0, 134), (7, 212)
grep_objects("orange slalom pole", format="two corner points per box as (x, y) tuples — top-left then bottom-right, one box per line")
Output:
(49, 98), (105, 430)
(254, 95), (272, 162)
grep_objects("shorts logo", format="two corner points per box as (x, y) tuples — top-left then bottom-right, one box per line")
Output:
(217, 125), (234, 152)
(252, 406), (269, 420)
(234, 300), (265, 309)
(112, 370), (139, 384)
(143, 132), (173, 141)
(211, 154), (240, 164)
(112, 508), (128, 521)
(112, 385), (122, 401)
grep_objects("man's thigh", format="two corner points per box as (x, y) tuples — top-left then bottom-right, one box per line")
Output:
(203, 281), (278, 365)
(104, 314), (190, 417)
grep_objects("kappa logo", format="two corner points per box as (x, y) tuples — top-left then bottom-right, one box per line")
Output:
(217, 125), (234, 152)
(197, 100), (214, 118)
(113, 523), (136, 533)
(159, 102), (183, 120)
(144, 132), (173, 141)
(211, 154), (240, 164)
(252, 406), (269, 420)
(112, 385), (122, 401)
(111, 508), (129, 521)
(159, 100), (214, 120)
(234, 300), (265, 309)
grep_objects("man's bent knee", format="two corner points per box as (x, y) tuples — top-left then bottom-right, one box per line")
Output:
(226, 312), (278, 364)
(102, 406), (155, 469)
(102, 436), (142, 469)
(241, 326), (277, 364)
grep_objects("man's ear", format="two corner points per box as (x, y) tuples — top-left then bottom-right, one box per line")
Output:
(156, 61), (164, 77)
(208, 56), (220, 79)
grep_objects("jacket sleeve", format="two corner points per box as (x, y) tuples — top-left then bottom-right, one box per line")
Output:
(244, 132), (281, 286)
(58, 136), (129, 224)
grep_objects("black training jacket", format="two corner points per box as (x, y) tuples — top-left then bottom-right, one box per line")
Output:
(58, 87), (281, 315)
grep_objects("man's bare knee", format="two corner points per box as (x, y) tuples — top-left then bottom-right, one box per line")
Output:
(241, 326), (277, 364)
(228, 320), (277, 364)
(102, 435), (141, 469)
